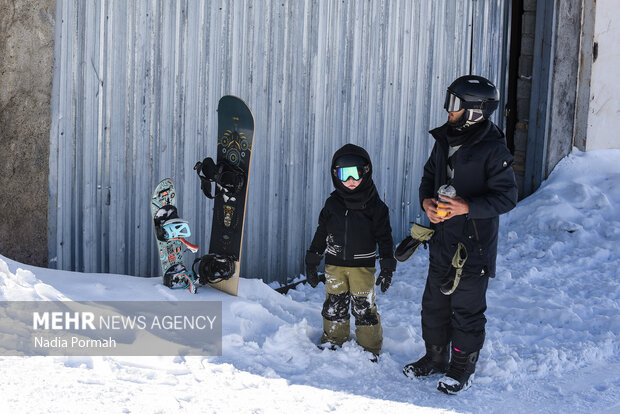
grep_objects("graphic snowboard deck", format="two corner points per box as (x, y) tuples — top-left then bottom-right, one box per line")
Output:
(207, 96), (254, 296)
(151, 178), (198, 293)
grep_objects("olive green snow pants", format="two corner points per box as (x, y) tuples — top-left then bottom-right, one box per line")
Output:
(321, 265), (383, 355)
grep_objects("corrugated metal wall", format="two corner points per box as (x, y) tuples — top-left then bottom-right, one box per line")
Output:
(49, 0), (510, 284)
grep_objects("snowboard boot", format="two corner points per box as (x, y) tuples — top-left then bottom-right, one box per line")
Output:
(437, 347), (479, 394)
(403, 344), (450, 379)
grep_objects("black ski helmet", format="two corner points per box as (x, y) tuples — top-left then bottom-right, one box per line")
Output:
(444, 75), (500, 119)
(333, 154), (368, 169)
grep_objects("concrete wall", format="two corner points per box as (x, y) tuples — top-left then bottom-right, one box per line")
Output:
(545, 0), (582, 177)
(516, 0), (585, 195)
(573, 0), (595, 152)
(0, 0), (55, 267)
(586, 0), (620, 150)
(513, 0), (537, 197)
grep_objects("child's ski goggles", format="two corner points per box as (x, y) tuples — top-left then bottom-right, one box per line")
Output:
(334, 165), (368, 181)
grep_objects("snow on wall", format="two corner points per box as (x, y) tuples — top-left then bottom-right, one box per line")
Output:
(587, 0), (620, 150)
(48, 0), (510, 283)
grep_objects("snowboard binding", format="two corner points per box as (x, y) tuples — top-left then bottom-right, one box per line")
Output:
(193, 254), (237, 284)
(194, 157), (245, 201)
(163, 263), (198, 294)
(154, 205), (199, 253)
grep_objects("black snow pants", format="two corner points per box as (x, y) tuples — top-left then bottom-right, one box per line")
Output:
(421, 264), (489, 352)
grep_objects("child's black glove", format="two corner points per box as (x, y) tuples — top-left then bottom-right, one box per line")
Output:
(376, 257), (396, 293)
(375, 270), (392, 292)
(305, 251), (323, 288)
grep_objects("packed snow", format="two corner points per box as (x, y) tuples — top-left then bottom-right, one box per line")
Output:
(0, 148), (619, 413)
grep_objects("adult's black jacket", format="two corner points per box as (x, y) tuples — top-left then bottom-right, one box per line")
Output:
(419, 120), (518, 277)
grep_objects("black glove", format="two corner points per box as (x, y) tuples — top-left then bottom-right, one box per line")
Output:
(376, 270), (392, 293)
(376, 257), (396, 293)
(394, 223), (435, 262)
(305, 251), (323, 288)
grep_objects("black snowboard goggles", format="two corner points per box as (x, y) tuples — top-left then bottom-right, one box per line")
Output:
(334, 165), (369, 181)
(444, 91), (465, 112)
(444, 90), (487, 113)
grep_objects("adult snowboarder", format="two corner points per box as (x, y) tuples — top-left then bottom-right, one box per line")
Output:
(402, 75), (518, 394)
(305, 144), (396, 358)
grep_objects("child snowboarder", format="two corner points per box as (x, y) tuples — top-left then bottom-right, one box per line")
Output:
(305, 143), (396, 358)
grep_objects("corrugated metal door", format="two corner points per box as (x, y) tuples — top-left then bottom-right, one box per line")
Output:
(49, 0), (510, 284)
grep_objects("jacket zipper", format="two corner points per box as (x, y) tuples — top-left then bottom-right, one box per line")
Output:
(439, 218), (444, 245)
(344, 209), (349, 261)
(471, 218), (484, 256)
(471, 219), (480, 241)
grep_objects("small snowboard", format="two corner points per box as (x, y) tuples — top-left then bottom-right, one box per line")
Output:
(194, 96), (254, 296)
(151, 178), (199, 293)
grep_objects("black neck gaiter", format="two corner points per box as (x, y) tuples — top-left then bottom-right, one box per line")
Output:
(334, 178), (378, 210)
(446, 120), (489, 147)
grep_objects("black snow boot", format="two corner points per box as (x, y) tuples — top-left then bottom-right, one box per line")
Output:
(437, 347), (479, 394)
(403, 344), (450, 379)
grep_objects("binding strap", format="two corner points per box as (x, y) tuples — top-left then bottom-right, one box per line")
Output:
(163, 264), (197, 293)
(162, 219), (191, 240)
(154, 205), (199, 253)
(193, 254), (237, 284)
(194, 157), (245, 200)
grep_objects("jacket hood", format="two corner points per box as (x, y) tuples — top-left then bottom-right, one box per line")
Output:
(331, 143), (372, 169)
(330, 143), (378, 209)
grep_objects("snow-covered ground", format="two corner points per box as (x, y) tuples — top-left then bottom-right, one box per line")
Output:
(1, 148), (619, 413)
